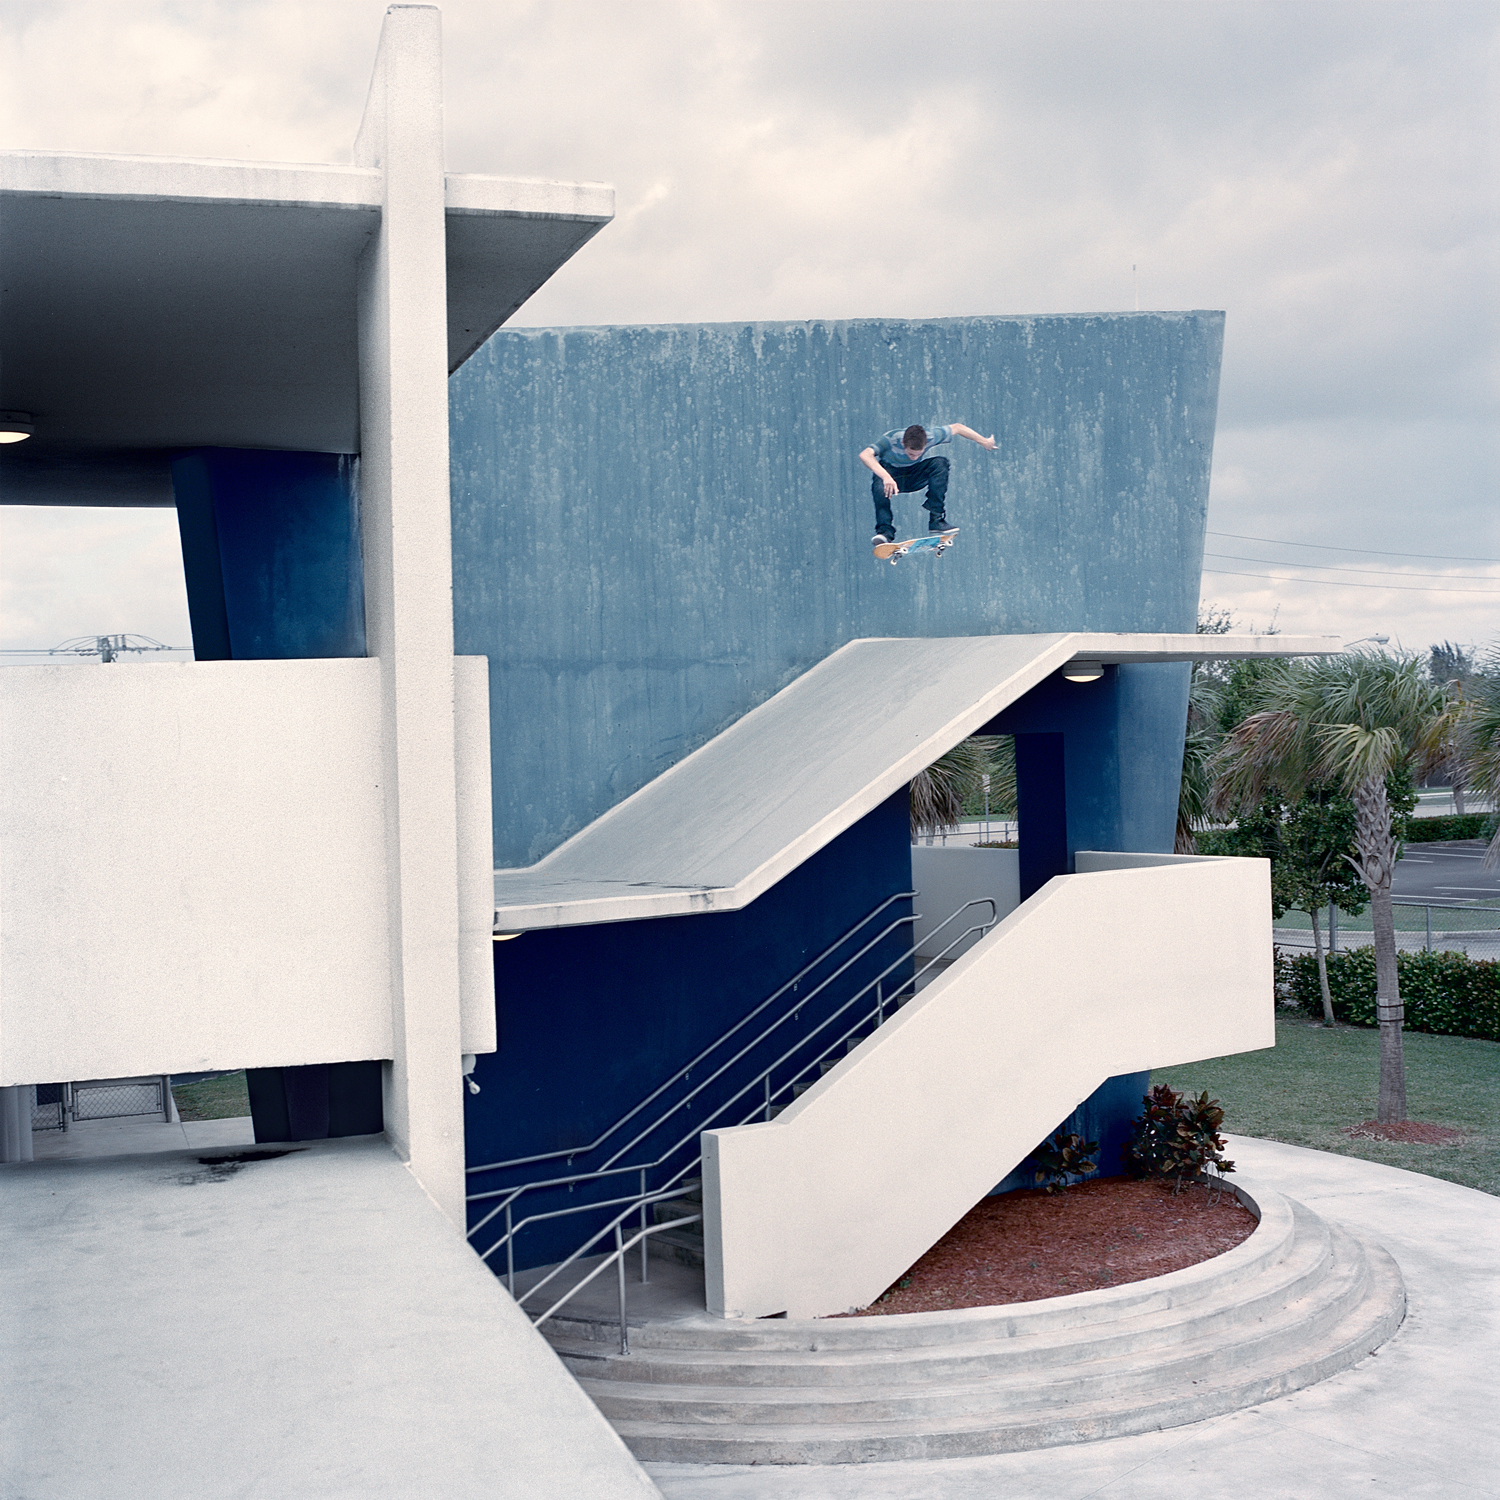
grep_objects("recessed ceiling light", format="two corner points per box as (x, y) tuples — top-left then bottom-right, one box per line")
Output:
(0, 411), (35, 444)
(1063, 661), (1104, 683)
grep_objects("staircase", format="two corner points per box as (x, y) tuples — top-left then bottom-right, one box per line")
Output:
(540, 1182), (1405, 1464)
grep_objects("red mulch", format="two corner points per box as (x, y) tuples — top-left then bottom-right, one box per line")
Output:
(837, 1176), (1257, 1317)
(1345, 1119), (1467, 1144)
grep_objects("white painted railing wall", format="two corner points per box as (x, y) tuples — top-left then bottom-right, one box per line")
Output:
(0, 657), (495, 1086)
(702, 854), (1272, 1319)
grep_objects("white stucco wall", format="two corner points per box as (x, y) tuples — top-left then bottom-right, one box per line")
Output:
(0, 660), (394, 1083)
(702, 854), (1274, 1318)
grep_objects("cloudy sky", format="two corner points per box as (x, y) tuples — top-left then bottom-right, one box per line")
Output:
(1, 0), (1495, 661)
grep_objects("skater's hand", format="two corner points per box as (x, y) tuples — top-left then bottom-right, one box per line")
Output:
(882, 474), (898, 498)
(978, 434), (997, 451)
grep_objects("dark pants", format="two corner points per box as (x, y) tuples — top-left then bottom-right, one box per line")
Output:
(871, 456), (949, 537)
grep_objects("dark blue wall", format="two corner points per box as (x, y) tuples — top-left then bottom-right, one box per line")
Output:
(986, 662), (1190, 866)
(171, 448), (366, 661)
(448, 313), (1221, 865)
(465, 790), (914, 1268)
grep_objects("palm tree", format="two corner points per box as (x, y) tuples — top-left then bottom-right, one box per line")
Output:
(911, 739), (1012, 842)
(1176, 666), (1221, 854)
(1208, 651), (1456, 1123)
(1457, 645), (1500, 869)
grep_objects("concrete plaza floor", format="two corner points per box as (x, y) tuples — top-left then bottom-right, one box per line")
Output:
(645, 1136), (1500, 1500)
(1, 1135), (658, 1500)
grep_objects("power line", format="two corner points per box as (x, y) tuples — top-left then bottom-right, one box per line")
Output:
(1204, 551), (1500, 583)
(1202, 566), (1500, 596)
(1207, 530), (1500, 565)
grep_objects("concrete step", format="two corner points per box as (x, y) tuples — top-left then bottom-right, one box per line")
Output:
(555, 1183), (1299, 1354)
(572, 1216), (1366, 1416)
(543, 1187), (1405, 1465)
(564, 1201), (1339, 1391)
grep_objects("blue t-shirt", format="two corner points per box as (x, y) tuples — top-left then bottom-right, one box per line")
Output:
(872, 425), (952, 468)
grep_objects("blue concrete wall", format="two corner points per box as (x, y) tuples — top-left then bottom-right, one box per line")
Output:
(450, 313), (1221, 866)
(172, 448), (366, 662)
(986, 661), (1192, 869)
(465, 791), (914, 1270)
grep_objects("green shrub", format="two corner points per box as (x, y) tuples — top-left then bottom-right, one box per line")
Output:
(1123, 1084), (1234, 1190)
(1283, 948), (1500, 1041)
(1405, 812), (1498, 842)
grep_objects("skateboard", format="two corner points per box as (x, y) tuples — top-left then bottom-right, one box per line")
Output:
(873, 528), (960, 565)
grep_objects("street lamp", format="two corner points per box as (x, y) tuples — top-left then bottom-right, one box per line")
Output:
(1345, 635), (1389, 649)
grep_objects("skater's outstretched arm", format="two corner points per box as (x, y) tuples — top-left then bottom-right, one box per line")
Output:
(943, 423), (998, 450)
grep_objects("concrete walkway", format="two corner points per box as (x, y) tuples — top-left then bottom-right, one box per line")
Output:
(645, 1137), (1500, 1500)
(1, 1135), (658, 1499)
(30, 1112), (256, 1159)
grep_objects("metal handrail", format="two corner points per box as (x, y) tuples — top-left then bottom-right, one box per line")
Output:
(467, 889), (917, 1177)
(467, 906), (924, 1219)
(466, 897), (990, 1229)
(470, 899), (999, 1310)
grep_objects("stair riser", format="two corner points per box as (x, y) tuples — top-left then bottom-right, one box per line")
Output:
(555, 1227), (1351, 1387)
(609, 1255), (1403, 1464)
(546, 1191), (1297, 1355)
(581, 1252), (1370, 1421)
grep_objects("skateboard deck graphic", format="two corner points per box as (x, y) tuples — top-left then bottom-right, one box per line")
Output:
(873, 528), (959, 564)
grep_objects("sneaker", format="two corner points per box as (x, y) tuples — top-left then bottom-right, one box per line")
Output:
(928, 514), (956, 533)
(872, 530), (896, 545)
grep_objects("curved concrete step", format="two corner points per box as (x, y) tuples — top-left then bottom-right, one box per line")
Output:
(560, 1199), (1337, 1389)
(543, 1187), (1405, 1465)
(551, 1183), (1300, 1354)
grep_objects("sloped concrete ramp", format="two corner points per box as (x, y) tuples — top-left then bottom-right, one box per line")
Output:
(493, 632), (1334, 930)
(0, 1137), (660, 1500)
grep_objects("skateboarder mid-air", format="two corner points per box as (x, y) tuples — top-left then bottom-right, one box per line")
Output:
(860, 422), (997, 545)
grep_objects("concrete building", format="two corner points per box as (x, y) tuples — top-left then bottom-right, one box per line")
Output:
(3, 6), (1339, 1493)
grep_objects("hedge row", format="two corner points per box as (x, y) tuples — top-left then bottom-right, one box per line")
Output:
(1405, 812), (1497, 842)
(1281, 946), (1500, 1042)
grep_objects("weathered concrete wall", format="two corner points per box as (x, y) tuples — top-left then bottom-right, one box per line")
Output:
(449, 313), (1222, 866)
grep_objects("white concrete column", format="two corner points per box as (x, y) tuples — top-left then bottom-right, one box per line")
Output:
(1, 1086), (34, 1162)
(354, 5), (467, 1226)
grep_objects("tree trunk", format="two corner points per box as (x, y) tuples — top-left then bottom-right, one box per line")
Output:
(1310, 906), (1335, 1025)
(1352, 775), (1406, 1123)
(1453, 781), (1466, 817)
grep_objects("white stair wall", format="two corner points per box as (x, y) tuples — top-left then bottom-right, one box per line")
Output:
(702, 854), (1272, 1318)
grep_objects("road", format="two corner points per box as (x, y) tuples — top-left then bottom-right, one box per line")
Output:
(1394, 838), (1500, 904)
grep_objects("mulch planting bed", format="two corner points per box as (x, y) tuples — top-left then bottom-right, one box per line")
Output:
(840, 1175), (1257, 1317)
(1345, 1119), (1467, 1145)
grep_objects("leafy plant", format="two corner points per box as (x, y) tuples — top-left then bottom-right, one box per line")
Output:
(1027, 1130), (1100, 1195)
(1123, 1084), (1235, 1192)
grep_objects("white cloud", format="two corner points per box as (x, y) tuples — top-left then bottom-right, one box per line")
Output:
(1, 0), (1494, 653)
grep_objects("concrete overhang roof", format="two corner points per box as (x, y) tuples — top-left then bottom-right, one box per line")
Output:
(0, 149), (612, 504)
(492, 631), (1338, 932)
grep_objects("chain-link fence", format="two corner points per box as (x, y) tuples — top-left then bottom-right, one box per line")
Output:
(72, 1078), (165, 1121)
(1273, 900), (1500, 962)
(29, 1083), (67, 1132)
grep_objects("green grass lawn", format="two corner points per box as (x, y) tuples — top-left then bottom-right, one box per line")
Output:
(171, 1070), (251, 1121)
(1153, 1017), (1500, 1197)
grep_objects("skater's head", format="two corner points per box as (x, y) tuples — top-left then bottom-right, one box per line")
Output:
(901, 424), (927, 457)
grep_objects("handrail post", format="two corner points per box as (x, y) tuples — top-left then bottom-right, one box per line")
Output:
(639, 1168), (649, 1283)
(1426, 905), (1432, 953)
(764, 1073), (771, 1122)
(506, 1203), (515, 1296)
(615, 1223), (630, 1355)
(876, 979), (884, 1027)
